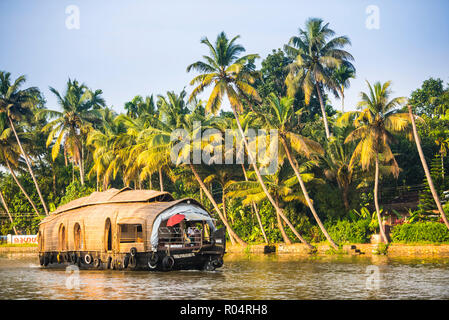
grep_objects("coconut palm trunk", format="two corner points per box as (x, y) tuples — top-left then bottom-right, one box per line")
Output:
(221, 191), (237, 245)
(189, 163), (246, 246)
(408, 105), (449, 230)
(276, 210), (292, 244)
(280, 138), (338, 249)
(230, 107), (314, 249)
(241, 164), (268, 244)
(158, 167), (164, 192)
(374, 154), (388, 243)
(5, 159), (41, 217)
(0, 190), (18, 235)
(8, 117), (48, 215)
(315, 82), (331, 139)
(79, 145), (85, 185)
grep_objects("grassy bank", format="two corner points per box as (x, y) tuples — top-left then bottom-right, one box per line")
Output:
(226, 242), (449, 257)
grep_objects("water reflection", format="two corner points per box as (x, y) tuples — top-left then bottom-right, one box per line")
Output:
(0, 253), (448, 299)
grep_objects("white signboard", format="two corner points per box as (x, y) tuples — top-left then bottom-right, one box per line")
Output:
(9, 235), (38, 244)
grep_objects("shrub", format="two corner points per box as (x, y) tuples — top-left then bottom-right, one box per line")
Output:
(391, 222), (449, 243)
(324, 219), (372, 244)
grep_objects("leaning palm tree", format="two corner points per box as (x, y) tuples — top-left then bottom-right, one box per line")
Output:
(0, 189), (17, 235)
(136, 107), (247, 245)
(262, 93), (338, 249)
(345, 81), (410, 243)
(39, 79), (104, 185)
(187, 32), (313, 248)
(0, 115), (41, 217)
(284, 18), (354, 139)
(221, 115), (269, 244)
(408, 105), (449, 230)
(227, 164), (314, 244)
(0, 71), (48, 215)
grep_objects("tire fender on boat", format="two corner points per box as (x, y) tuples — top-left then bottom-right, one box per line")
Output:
(93, 258), (101, 269)
(148, 253), (159, 269)
(162, 255), (174, 271)
(84, 253), (92, 265)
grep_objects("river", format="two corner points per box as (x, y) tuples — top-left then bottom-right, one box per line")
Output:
(0, 253), (448, 299)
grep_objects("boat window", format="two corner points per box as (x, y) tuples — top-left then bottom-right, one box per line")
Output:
(105, 218), (112, 252)
(58, 224), (67, 251)
(74, 223), (82, 251)
(119, 224), (143, 243)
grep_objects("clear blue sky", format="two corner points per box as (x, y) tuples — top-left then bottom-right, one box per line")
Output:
(1, 0), (448, 113)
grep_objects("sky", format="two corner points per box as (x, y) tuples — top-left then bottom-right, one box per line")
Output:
(1, 0), (448, 113)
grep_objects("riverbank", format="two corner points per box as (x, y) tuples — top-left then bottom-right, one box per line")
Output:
(0, 245), (37, 253)
(226, 243), (449, 257)
(2, 243), (449, 257)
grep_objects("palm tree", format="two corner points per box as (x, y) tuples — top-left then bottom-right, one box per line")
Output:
(227, 164), (314, 244)
(0, 115), (41, 217)
(0, 189), (17, 235)
(0, 71), (48, 215)
(262, 93), (338, 249)
(87, 108), (127, 190)
(408, 105), (449, 230)
(124, 95), (156, 119)
(323, 116), (359, 211)
(219, 114), (269, 244)
(332, 65), (355, 112)
(187, 32), (314, 249)
(284, 18), (354, 139)
(345, 81), (410, 243)
(39, 79), (104, 185)
(136, 106), (247, 245)
(204, 164), (255, 245)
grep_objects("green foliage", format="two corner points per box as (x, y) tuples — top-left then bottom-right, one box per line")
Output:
(59, 180), (95, 206)
(323, 219), (372, 244)
(409, 78), (446, 117)
(372, 243), (389, 255)
(391, 222), (449, 243)
(1, 28), (449, 245)
(418, 154), (447, 216)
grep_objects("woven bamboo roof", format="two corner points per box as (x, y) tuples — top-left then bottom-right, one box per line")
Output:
(51, 187), (174, 215)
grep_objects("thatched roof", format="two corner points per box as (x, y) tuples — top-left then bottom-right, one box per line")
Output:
(51, 187), (174, 215)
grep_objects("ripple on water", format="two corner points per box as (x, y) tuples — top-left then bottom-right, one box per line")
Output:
(1, 253), (449, 299)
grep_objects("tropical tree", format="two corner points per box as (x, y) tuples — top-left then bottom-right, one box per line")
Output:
(284, 18), (354, 139)
(322, 119), (357, 211)
(136, 103), (247, 245)
(261, 93), (338, 249)
(39, 79), (104, 185)
(345, 81), (409, 243)
(331, 65), (355, 112)
(0, 71), (48, 215)
(187, 32), (313, 248)
(227, 162), (318, 244)
(124, 95), (156, 119)
(408, 105), (449, 230)
(0, 114), (41, 217)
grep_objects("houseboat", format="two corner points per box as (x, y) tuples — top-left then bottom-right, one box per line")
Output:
(37, 188), (226, 271)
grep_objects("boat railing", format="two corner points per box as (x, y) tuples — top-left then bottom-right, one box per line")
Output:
(158, 226), (207, 249)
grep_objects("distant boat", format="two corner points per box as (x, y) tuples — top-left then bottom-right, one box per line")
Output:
(37, 188), (226, 271)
